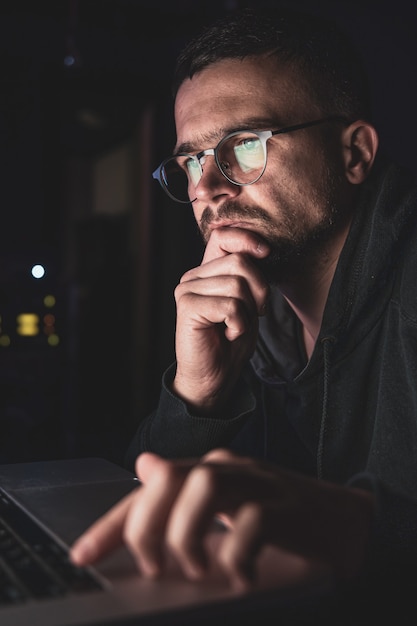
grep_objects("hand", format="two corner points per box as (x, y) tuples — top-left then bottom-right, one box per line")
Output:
(70, 449), (374, 590)
(172, 227), (270, 413)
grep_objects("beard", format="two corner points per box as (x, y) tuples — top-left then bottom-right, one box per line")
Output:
(251, 215), (344, 284)
(198, 169), (351, 285)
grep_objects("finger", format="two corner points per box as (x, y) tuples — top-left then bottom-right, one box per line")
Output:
(165, 458), (259, 579)
(218, 502), (267, 591)
(201, 448), (253, 464)
(166, 463), (223, 579)
(176, 291), (256, 341)
(70, 489), (138, 566)
(179, 258), (269, 317)
(69, 454), (166, 566)
(178, 274), (258, 317)
(135, 451), (173, 482)
(123, 458), (193, 578)
(136, 452), (200, 483)
(202, 227), (270, 264)
(165, 456), (289, 584)
(201, 450), (256, 531)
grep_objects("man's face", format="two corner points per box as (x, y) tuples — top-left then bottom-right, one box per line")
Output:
(174, 56), (354, 282)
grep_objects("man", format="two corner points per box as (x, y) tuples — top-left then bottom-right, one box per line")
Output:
(71, 7), (417, 596)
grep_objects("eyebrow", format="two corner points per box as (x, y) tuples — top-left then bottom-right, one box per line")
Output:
(174, 129), (229, 156)
(173, 117), (284, 156)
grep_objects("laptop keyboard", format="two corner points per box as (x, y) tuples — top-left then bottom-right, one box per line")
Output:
(0, 488), (103, 606)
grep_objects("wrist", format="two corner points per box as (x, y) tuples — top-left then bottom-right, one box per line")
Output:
(171, 375), (230, 417)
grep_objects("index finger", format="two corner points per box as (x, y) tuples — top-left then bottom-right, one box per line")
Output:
(202, 227), (270, 264)
(70, 489), (138, 566)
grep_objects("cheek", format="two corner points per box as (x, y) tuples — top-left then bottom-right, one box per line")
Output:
(265, 141), (315, 187)
(272, 142), (336, 194)
(262, 148), (338, 221)
(262, 149), (312, 202)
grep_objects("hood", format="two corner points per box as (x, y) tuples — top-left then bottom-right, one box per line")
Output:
(251, 156), (417, 385)
(322, 156), (417, 347)
(250, 157), (417, 478)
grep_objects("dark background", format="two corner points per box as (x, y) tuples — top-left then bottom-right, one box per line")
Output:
(0, 0), (416, 466)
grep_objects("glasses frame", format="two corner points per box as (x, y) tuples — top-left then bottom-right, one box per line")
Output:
(152, 115), (349, 204)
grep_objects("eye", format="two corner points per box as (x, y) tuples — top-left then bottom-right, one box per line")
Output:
(237, 137), (262, 151)
(233, 136), (265, 173)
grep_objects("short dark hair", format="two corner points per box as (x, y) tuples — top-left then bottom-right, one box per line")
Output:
(173, 8), (371, 122)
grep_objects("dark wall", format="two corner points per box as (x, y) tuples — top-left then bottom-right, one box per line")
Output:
(0, 0), (415, 466)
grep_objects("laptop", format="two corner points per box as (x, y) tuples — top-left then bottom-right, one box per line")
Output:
(0, 457), (335, 626)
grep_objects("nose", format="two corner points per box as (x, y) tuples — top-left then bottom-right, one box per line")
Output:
(194, 155), (241, 205)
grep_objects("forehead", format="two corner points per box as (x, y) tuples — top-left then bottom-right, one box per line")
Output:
(174, 56), (315, 148)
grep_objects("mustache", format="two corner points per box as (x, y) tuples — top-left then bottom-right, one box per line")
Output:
(199, 202), (275, 242)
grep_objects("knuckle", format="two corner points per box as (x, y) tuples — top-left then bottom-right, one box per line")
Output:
(179, 267), (195, 283)
(225, 273), (247, 297)
(174, 287), (194, 310)
(223, 295), (243, 318)
(174, 282), (185, 302)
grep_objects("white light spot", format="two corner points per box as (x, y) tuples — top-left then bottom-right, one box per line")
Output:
(31, 264), (45, 279)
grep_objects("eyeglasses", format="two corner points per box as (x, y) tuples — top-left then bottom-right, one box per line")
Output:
(152, 116), (348, 204)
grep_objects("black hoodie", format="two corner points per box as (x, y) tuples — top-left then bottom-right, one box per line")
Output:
(126, 156), (417, 593)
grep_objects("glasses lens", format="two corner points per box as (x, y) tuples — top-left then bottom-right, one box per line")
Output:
(218, 132), (266, 184)
(161, 156), (198, 203)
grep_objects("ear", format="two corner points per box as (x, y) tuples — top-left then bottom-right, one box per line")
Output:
(342, 121), (379, 184)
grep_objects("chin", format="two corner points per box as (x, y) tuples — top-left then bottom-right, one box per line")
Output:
(252, 252), (292, 285)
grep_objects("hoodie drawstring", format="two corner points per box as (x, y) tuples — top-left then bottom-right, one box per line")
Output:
(317, 336), (336, 479)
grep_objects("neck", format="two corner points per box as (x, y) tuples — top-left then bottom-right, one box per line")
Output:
(279, 224), (350, 359)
